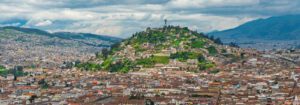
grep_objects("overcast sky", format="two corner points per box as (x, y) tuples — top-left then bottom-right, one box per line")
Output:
(0, 0), (299, 38)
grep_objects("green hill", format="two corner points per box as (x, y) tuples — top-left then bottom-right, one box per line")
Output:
(77, 26), (242, 73)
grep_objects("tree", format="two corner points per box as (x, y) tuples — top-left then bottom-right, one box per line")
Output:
(75, 60), (81, 66)
(29, 95), (38, 103)
(101, 48), (109, 59)
(240, 52), (246, 58)
(145, 99), (155, 105)
(0, 65), (8, 77)
(38, 79), (49, 89)
(110, 42), (121, 53)
(197, 55), (206, 62)
(229, 42), (239, 48)
(207, 46), (218, 55)
(12, 66), (24, 81)
(209, 35), (215, 41)
(214, 38), (223, 45)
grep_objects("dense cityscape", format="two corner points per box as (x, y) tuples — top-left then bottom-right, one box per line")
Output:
(1, 0), (300, 105)
(0, 26), (300, 105)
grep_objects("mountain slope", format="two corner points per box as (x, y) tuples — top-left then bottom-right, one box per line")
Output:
(53, 32), (121, 43)
(0, 26), (53, 37)
(77, 26), (243, 73)
(210, 15), (300, 40)
(0, 26), (122, 43)
(0, 26), (122, 67)
(0, 26), (122, 47)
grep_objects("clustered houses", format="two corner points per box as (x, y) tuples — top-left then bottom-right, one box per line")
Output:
(0, 50), (300, 105)
(1, 26), (300, 104)
(0, 35), (102, 68)
(114, 44), (202, 71)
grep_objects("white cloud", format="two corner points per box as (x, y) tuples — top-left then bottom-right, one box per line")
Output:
(167, 0), (259, 8)
(163, 13), (256, 32)
(0, 0), (299, 38)
(34, 20), (53, 26)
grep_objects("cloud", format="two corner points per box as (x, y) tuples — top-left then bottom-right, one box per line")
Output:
(0, 19), (27, 27)
(34, 20), (53, 26)
(0, 0), (299, 38)
(167, 0), (259, 8)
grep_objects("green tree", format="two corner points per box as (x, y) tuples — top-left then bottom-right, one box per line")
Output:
(0, 65), (8, 76)
(214, 38), (223, 45)
(229, 42), (239, 48)
(101, 48), (109, 59)
(207, 46), (218, 55)
(197, 55), (206, 62)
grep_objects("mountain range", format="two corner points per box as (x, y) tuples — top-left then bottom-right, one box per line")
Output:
(209, 14), (300, 49)
(210, 15), (300, 40)
(0, 26), (122, 45)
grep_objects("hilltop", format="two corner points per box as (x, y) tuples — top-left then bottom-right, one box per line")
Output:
(77, 26), (245, 73)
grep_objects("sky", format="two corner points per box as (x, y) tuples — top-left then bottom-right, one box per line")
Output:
(0, 0), (299, 38)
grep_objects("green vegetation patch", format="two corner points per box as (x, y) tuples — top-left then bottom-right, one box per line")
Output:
(207, 46), (218, 55)
(191, 39), (206, 48)
(0, 65), (5, 70)
(136, 57), (155, 68)
(136, 56), (170, 68)
(101, 56), (114, 70)
(76, 62), (102, 71)
(131, 30), (166, 44)
(198, 61), (215, 70)
(173, 40), (181, 47)
(109, 59), (134, 73)
(170, 52), (200, 62)
(0, 66), (28, 77)
(133, 44), (146, 52)
(153, 56), (170, 64)
(0, 66), (8, 76)
(209, 69), (220, 74)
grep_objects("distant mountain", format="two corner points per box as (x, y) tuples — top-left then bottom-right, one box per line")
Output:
(1, 26), (53, 36)
(210, 15), (300, 41)
(53, 32), (121, 43)
(1, 26), (122, 43)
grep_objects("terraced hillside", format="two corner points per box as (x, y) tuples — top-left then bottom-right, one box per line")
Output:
(77, 26), (245, 73)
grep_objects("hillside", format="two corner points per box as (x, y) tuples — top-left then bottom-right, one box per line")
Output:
(53, 32), (121, 43)
(210, 15), (300, 40)
(0, 26), (122, 68)
(77, 26), (244, 73)
(0, 26), (122, 45)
